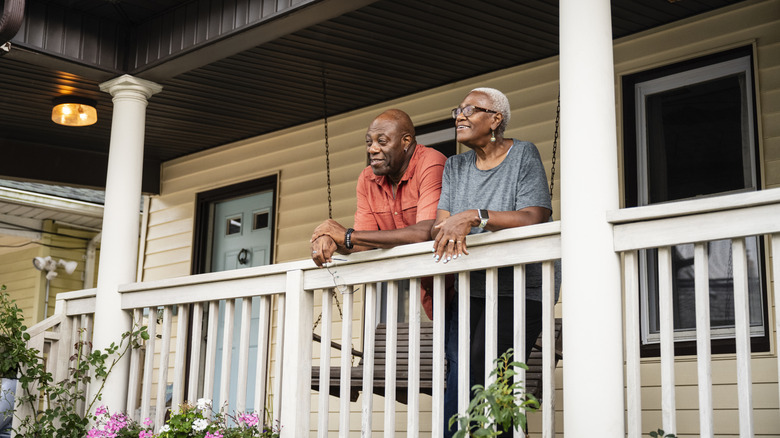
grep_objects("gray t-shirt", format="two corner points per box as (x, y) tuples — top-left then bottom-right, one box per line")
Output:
(437, 139), (558, 301)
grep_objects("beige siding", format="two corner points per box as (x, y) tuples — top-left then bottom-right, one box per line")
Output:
(0, 221), (97, 325)
(144, 0), (779, 435)
(0, 246), (44, 326)
(45, 221), (100, 319)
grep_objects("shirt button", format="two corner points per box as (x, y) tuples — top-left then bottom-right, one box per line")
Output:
(394, 212), (398, 215)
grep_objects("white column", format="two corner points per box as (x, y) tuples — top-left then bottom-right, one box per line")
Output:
(90, 75), (162, 412)
(559, 1), (625, 436)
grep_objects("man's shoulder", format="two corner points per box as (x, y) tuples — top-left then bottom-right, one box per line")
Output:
(415, 144), (447, 165)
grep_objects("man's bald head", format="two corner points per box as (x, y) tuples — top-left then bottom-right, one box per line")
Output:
(374, 109), (416, 139)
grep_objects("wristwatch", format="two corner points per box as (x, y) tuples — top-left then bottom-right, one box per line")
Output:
(477, 209), (489, 229)
(344, 228), (355, 249)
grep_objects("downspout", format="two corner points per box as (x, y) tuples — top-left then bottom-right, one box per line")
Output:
(0, 0), (25, 54)
(84, 232), (102, 289)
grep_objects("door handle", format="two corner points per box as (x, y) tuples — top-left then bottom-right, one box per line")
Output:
(237, 248), (249, 265)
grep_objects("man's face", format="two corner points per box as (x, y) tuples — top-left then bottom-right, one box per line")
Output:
(365, 116), (410, 180)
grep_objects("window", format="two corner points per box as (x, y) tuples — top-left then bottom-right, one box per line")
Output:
(622, 47), (768, 355)
(226, 216), (241, 235)
(416, 119), (458, 158)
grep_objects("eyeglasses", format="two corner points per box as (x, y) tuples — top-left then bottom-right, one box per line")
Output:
(451, 105), (498, 119)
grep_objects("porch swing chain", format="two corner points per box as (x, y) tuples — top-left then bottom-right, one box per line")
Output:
(313, 67), (345, 333)
(549, 92), (560, 200)
(323, 70), (333, 220)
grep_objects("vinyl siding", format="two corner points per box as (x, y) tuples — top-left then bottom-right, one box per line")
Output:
(0, 246), (44, 326)
(0, 221), (97, 325)
(143, 0), (779, 435)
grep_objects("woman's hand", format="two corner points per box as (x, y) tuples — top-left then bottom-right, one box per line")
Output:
(432, 210), (477, 263)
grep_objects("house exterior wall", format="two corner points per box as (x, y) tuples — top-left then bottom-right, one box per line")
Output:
(0, 220), (98, 326)
(143, 0), (779, 435)
(0, 246), (44, 327)
(605, 1), (780, 435)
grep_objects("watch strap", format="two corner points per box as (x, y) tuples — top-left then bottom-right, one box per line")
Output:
(344, 228), (355, 249)
(478, 209), (489, 229)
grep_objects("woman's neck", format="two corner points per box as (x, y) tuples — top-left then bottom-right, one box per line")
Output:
(474, 137), (512, 170)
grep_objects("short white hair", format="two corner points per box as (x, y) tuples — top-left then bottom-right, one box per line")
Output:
(470, 87), (511, 136)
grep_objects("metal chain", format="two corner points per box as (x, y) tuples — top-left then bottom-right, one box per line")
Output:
(312, 289), (344, 331)
(312, 66), (345, 335)
(549, 92), (560, 200)
(323, 68), (333, 220)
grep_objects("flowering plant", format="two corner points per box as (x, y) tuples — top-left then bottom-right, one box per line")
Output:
(2, 285), (148, 438)
(159, 399), (279, 438)
(92, 399), (279, 438)
(86, 406), (153, 438)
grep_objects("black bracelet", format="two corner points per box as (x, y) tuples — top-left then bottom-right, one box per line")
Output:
(344, 228), (355, 249)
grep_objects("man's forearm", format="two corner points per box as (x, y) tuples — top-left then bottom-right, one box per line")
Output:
(351, 220), (435, 249)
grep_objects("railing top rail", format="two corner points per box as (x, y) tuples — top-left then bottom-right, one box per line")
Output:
(116, 221), (560, 308)
(304, 222), (561, 290)
(607, 187), (780, 225)
(55, 288), (97, 301)
(119, 260), (312, 293)
(610, 190), (780, 252)
(25, 313), (65, 338)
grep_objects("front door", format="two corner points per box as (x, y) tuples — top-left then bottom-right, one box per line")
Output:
(211, 190), (273, 271)
(193, 177), (277, 416)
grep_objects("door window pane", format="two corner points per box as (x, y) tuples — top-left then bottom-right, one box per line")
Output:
(253, 211), (269, 230)
(226, 216), (241, 235)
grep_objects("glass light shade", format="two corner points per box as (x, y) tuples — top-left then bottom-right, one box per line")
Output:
(51, 97), (98, 126)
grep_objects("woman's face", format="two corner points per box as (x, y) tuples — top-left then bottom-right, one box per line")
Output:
(454, 91), (498, 147)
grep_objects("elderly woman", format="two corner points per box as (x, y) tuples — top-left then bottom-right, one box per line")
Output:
(432, 87), (558, 437)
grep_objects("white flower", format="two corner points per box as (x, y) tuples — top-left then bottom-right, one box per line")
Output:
(160, 425), (170, 432)
(196, 398), (212, 411)
(192, 418), (209, 431)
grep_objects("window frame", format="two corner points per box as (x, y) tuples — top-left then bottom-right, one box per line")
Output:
(621, 46), (769, 356)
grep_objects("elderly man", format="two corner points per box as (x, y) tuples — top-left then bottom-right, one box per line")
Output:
(310, 109), (446, 267)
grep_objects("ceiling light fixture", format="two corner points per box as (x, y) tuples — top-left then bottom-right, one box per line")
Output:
(51, 96), (98, 126)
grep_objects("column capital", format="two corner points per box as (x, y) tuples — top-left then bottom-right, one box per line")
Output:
(99, 74), (162, 99)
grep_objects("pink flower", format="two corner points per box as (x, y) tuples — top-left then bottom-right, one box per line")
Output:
(95, 405), (109, 417)
(138, 431), (153, 438)
(238, 412), (260, 427)
(205, 431), (223, 438)
(143, 417), (153, 427)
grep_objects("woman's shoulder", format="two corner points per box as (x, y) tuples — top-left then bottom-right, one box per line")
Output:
(509, 139), (542, 160)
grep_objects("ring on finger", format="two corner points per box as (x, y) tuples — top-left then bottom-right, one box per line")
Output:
(448, 239), (455, 243)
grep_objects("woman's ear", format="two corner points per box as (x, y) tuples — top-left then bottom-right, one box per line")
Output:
(491, 113), (503, 131)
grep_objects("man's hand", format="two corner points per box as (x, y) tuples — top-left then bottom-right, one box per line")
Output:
(310, 219), (348, 247)
(432, 210), (476, 263)
(311, 235), (339, 267)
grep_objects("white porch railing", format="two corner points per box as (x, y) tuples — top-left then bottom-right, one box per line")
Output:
(18, 187), (780, 437)
(118, 221), (562, 437)
(11, 288), (97, 432)
(610, 188), (780, 437)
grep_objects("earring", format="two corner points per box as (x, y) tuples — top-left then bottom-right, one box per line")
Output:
(404, 147), (408, 152)
(490, 130), (496, 142)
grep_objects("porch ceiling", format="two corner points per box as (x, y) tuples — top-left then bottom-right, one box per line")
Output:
(0, 0), (745, 193)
